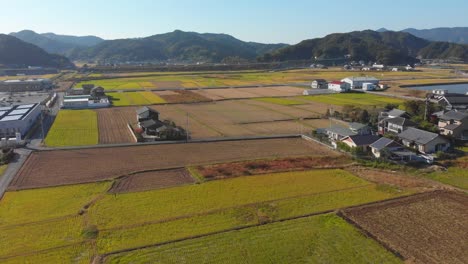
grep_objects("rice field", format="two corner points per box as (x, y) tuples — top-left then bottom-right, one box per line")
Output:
(108, 91), (166, 106)
(104, 214), (402, 264)
(44, 110), (99, 147)
(301, 93), (405, 107)
(253, 97), (305, 105)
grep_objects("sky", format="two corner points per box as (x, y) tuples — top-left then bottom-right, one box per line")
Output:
(0, 0), (467, 44)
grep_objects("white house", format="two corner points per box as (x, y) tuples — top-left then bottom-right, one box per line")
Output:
(328, 81), (350, 92)
(362, 83), (376, 91)
(341, 77), (379, 89)
(311, 79), (327, 89)
(370, 137), (403, 158)
(398, 127), (450, 154)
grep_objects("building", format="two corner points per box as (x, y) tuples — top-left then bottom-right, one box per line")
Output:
(438, 110), (468, 140)
(398, 127), (450, 154)
(341, 77), (379, 89)
(0, 104), (41, 139)
(328, 81), (350, 92)
(379, 109), (410, 121)
(311, 79), (327, 89)
(437, 94), (468, 110)
(324, 122), (371, 141)
(378, 117), (417, 135)
(341, 135), (380, 151)
(136, 107), (159, 122)
(62, 85), (110, 109)
(370, 137), (404, 158)
(0, 79), (53, 92)
(362, 83), (376, 91)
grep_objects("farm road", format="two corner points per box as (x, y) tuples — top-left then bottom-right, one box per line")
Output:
(0, 148), (32, 199)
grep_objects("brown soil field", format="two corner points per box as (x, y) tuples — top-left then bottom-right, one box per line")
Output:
(157, 90), (212, 103)
(191, 89), (225, 100)
(109, 168), (195, 193)
(243, 100), (319, 119)
(10, 138), (330, 189)
(153, 90), (178, 96)
(200, 88), (259, 99)
(55, 81), (74, 92)
(152, 81), (182, 88)
(153, 105), (222, 138)
(342, 191), (468, 264)
(239, 120), (303, 135)
(245, 86), (304, 97)
(196, 155), (349, 180)
(96, 108), (137, 144)
(293, 101), (340, 115)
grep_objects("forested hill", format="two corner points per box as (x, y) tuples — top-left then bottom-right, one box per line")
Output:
(259, 30), (468, 64)
(0, 34), (74, 68)
(67, 30), (288, 63)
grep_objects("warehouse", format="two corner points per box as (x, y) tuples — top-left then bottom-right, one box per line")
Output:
(0, 79), (53, 92)
(0, 103), (42, 139)
(341, 77), (379, 89)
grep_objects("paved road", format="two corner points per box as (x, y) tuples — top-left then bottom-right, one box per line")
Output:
(0, 148), (32, 199)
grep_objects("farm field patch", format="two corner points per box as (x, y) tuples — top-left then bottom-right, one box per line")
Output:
(1, 242), (93, 264)
(44, 110), (98, 147)
(104, 214), (401, 264)
(96, 107), (136, 144)
(155, 90), (212, 103)
(89, 169), (376, 229)
(11, 138), (326, 189)
(109, 168), (195, 193)
(194, 155), (349, 180)
(342, 191), (468, 264)
(108, 91), (166, 106)
(1, 182), (110, 225)
(300, 93), (405, 107)
(0, 216), (84, 258)
(426, 167), (468, 190)
(253, 97), (305, 105)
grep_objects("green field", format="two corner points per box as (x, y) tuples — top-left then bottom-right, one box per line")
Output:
(1, 243), (93, 264)
(0, 169), (406, 260)
(426, 167), (468, 190)
(104, 214), (402, 264)
(108, 91), (166, 106)
(253, 97), (305, 105)
(75, 68), (456, 91)
(301, 93), (405, 107)
(44, 110), (99, 147)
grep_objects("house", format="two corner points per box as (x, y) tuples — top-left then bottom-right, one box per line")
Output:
(438, 110), (468, 140)
(362, 83), (376, 91)
(328, 81), (350, 92)
(341, 135), (380, 151)
(341, 77), (379, 89)
(370, 137), (404, 158)
(379, 109), (410, 120)
(437, 94), (468, 110)
(378, 117), (417, 135)
(372, 64), (386, 70)
(324, 122), (371, 141)
(136, 107), (159, 122)
(311, 79), (327, 89)
(398, 127), (450, 154)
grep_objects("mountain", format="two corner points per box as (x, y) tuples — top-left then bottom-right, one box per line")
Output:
(0, 34), (74, 68)
(402, 27), (468, 44)
(259, 30), (468, 64)
(68, 30), (288, 63)
(10, 30), (104, 55)
(376, 28), (389, 32)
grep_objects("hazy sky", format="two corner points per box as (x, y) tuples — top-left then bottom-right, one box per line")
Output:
(1, 0), (467, 44)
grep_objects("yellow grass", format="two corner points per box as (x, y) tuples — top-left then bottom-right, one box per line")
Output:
(45, 110), (98, 147)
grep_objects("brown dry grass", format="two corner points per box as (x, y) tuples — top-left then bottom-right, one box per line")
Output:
(342, 191), (468, 264)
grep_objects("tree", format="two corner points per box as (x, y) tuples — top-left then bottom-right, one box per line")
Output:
(359, 109), (370, 123)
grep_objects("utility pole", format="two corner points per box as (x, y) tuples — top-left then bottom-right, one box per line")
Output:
(40, 108), (45, 142)
(186, 112), (189, 142)
(424, 96), (429, 121)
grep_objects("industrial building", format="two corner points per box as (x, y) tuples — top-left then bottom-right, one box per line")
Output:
(0, 103), (42, 139)
(0, 79), (53, 92)
(62, 85), (110, 109)
(341, 77), (379, 89)
(328, 81), (350, 92)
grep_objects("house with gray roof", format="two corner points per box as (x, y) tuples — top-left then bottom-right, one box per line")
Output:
(341, 135), (380, 151)
(370, 137), (404, 158)
(378, 117), (417, 135)
(136, 107), (159, 122)
(437, 94), (468, 110)
(398, 127), (450, 154)
(324, 122), (371, 141)
(438, 110), (468, 140)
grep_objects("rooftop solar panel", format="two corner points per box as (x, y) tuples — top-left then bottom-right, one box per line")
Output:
(1, 115), (23, 121)
(9, 109), (29, 115)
